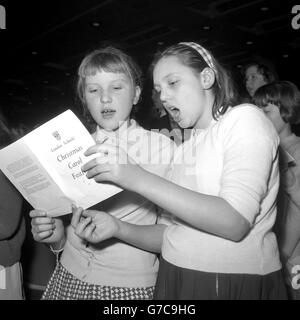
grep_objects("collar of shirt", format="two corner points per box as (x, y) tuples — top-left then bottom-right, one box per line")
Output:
(191, 117), (218, 140)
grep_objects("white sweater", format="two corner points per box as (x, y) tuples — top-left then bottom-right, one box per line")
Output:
(162, 104), (282, 275)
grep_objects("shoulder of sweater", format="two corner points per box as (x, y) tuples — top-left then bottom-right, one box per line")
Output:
(222, 103), (264, 120)
(219, 103), (272, 129)
(215, 104), (279, 145)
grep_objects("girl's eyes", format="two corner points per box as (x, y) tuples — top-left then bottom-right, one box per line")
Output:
(168, 80), (178, 86)
(153, 80), (178, 93)
(88, 88), (98, 93)
(86, 85), (123, 93)
(246, 75), (257, 82)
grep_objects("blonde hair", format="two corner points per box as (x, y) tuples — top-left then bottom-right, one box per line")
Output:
(76, 46), (143, 130)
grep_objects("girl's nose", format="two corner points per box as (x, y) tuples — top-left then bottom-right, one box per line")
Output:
(159, 88), (170, 103)
(100, 91), (112, 103)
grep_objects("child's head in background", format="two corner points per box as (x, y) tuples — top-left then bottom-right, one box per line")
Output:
(243, 62), (278, 97)
(253, 80), (300, 134)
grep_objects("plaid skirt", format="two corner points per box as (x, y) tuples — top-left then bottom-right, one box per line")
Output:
(42, 262), (155, 300)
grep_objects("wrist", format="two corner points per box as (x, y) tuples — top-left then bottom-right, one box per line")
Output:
(49, 236), (65, 264)
(129, 165), (147, 193)
(50, 236), (66, 251)
(114, 218), (135, 243)
(114, 218), (124, 239)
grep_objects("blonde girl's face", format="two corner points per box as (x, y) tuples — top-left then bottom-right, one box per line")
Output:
(153, 55), (211, 129)
(84, 70), (140, 131)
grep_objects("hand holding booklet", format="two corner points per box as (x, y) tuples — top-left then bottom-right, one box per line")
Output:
(0, 110), (122, 217)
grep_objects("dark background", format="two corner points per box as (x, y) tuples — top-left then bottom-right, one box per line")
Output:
(0, 0), (299, 130)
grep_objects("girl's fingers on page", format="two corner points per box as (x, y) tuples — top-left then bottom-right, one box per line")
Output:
(34, 223), (55, 233)
(93, 172), (112, 183)
(84, 144), (117, 157)
(84, 164), (111, 179)
(84, 145), (99, 156)
(29, 210), (47, 218)
(82, 210), (97, 219)
(82, 157), (109, 172)
(32, 217), (54, 226)
(32, 229), (53, 241)
(83, 223), (96, 240)
(71, 206), (83, 228)
(87, 156), (110, 167)
(75, 216), (92, 236)
(36, 230), (53, 240)
(81, 158), (97, 172)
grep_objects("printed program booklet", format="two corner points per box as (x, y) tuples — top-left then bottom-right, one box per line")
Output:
(0, 110), (122, 217)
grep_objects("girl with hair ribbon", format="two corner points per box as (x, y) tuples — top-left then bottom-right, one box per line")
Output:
(75, 42), (287, 299)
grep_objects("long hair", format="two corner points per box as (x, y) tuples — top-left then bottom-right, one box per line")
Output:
(150, 43), (240, 120)
(253, 81), (300, 124)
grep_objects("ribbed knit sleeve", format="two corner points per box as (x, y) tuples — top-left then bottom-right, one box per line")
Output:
(219, 105), (280, 224)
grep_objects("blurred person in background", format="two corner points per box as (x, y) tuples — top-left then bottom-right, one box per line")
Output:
(254, 81), (300, 299)
(0, 110), (25, 300)
(243, 61), (278, 98)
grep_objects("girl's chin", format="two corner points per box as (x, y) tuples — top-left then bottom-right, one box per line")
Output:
(99, 122), (120, 131)
(176, 119), (187, 128)
(102, 126), (120, 132)
(98, 117), (130, 131)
